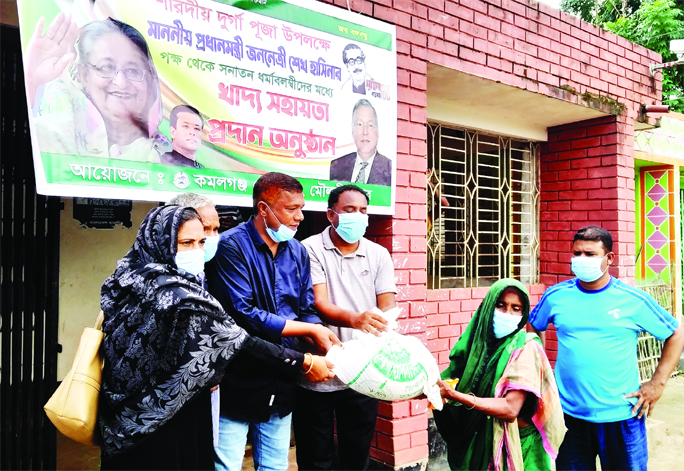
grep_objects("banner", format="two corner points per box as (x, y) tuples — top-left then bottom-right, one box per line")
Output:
(17, 0), (397, 213)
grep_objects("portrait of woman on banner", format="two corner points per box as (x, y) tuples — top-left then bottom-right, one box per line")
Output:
(25, 14), (170, 162)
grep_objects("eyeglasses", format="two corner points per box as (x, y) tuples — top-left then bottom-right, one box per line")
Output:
(86, 63), (146, 82)
(345, 56), (365, 66)
(354, 121), (376, 131)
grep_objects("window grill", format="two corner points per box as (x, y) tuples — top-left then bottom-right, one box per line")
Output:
(427, 123), (540, 289)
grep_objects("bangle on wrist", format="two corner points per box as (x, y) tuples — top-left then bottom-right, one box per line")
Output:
(465, 392), (477, 410)
(303, 353), (315, 375)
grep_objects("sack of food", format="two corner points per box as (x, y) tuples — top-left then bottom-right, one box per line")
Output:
(325, 308), (443, 409)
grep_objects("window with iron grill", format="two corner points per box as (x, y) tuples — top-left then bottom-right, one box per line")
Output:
(427, 123), (540, 289)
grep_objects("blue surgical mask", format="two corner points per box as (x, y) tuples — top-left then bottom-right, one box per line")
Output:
(175, 249), (205, 276)
(263, 203), (297, 243)
(492, 309), (523, 339)
(204, 235), (219, 262)
(332, 210), (369, 243)
(571, 255), (608, 283)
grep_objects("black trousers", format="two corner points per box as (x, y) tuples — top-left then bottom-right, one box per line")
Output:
(293, 386), (378, 471)
(100, 389), (214, 470)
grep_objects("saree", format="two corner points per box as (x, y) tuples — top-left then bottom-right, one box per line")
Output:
(34, 70), (169, 161)
(98, 206), (248, 459)
(433, 279), (564, 470)
(492, 334), (566, 471)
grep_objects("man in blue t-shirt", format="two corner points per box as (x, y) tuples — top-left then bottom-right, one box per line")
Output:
(530, 226), (684, 471)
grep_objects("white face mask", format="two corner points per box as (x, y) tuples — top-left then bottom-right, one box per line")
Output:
(571, 255), (608, 283)
(204, 235), (219, 262)
(332, 210), (369, 243)
(263, 203), (297, 243)
(175, 248), (205, 276)
(492, 309), (523, 339)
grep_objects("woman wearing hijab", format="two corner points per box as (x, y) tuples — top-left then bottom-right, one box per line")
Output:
(433, 279), (565, 471)
(98, 205), (334, 470)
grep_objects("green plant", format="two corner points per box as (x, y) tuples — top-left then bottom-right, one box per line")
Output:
(562, 0), (684, 112)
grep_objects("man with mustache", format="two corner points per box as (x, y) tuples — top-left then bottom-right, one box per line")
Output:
(207, 172), (341, 471)
(329, 99), (392, 187)
(341, 43), (371, 95)
(161, 104), (204, 168)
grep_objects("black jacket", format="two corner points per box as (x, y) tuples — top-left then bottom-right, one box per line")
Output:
(329, 152), (392, 186)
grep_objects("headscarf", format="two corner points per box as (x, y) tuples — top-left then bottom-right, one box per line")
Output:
(72, 18), (163, 139)
(433, 279), (530, 471)
(99, 206), (248, 458)
(35, 19), (169, 161)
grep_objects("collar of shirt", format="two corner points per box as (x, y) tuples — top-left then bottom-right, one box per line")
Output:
(244, 216), (289, 257)
(352, 152), (376, 183)
(322, 226), (367, 257)
(213, 216), (321, 338)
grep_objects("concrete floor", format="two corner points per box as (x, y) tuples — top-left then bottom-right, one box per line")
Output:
(56, 376), (684, 470)
(56, 433), (298, 471)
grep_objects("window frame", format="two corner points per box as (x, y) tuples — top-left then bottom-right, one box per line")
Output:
(427, 123), (540, 289)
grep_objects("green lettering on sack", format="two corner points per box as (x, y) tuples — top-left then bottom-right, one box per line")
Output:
(371, 337), (426, 383)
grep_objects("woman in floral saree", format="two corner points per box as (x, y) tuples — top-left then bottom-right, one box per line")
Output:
(98, 205), (332, 469)
(433, 279), (566, 471)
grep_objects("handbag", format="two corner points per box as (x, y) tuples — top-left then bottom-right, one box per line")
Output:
(44, 311), (105, 446)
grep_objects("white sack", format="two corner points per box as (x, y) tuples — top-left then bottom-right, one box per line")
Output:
(326, 307), (443, 410)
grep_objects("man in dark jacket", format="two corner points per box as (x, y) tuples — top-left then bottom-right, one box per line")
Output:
(161, 105), (204, 168)
(329, 99), (391, 186)
(208, 172), (339, 471)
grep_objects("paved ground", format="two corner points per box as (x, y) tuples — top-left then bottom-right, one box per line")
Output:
(646, 374), (684, 470)
(57, 375), (684, 470)
(55, 434), (294, 470)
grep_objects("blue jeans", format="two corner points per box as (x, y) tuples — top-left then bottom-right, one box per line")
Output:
(556, 414), (648, 471)
(214, 412), (292, 471)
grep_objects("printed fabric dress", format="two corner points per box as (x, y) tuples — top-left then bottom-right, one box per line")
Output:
(98, 205), (307, 470)
(433, 279), (566, 471)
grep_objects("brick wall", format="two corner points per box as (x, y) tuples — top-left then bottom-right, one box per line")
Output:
(318, 0), (660, 468)
(372, 400), (430, 466)
(540, 115), (637, 286)
(426, 284), (547, 369)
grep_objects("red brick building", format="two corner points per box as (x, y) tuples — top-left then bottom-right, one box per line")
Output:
(318, 0), (662, 468)
(0, 0), (665, 468)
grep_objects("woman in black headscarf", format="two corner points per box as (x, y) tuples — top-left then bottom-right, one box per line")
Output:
(98, 205), (334, 470)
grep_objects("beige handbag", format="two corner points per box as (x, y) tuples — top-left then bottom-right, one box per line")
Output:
(44, 311), (105, 446)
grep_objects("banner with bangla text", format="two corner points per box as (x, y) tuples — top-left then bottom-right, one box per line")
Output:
(17, 0), (397, 213)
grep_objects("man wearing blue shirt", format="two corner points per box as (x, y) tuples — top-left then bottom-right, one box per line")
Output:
(208, 172), (340, 471)
(530, 226), (684, 470)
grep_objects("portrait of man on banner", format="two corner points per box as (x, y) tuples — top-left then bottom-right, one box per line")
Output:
(161, 105), (205, 169)
(329, 99), (391, 187)
(340, 43), (373, 95)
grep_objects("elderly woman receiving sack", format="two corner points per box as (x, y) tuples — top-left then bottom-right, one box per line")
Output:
(433, 279), (566, 471)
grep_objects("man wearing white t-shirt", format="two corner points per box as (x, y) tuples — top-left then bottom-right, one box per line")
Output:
(294, 184), (397, 470)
